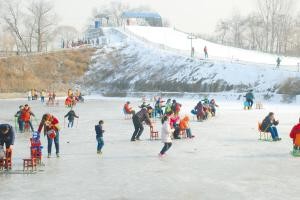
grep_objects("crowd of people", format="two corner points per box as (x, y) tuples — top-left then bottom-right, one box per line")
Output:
(1, 92), (300, 171)
(65, 89), (84, 108)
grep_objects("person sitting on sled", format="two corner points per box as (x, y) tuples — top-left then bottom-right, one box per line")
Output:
(124, 101), (135, 114)
(170, 112), (180, 139)
(179, 115), (194, 138)
(261, 112), (281, 141)
(0, 124), (15, 150)
(64, 109), (79, 128)
(289, 118), (300, 151)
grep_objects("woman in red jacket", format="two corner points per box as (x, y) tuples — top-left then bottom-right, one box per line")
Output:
(38, 113), (60, 158)
(290, 118), (300, 151)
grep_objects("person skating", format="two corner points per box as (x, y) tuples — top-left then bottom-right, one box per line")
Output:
(14, 105), (24, 132)
(21, 104), (35, 132)
(289, 118), (300, 151)
(159, 114), (174, 157)
(95, 120), (105, 154)
(276, 57), (281, 68)
(38, 114), (60, 158)
(64, 109), (79, 128)
(131, 106), (153, 141)
(245, 90), (255, 108)
(261, 112), (281, 141)
(0, 124), (15, 150)
(164, 99), (172, 114)
(209, 99), (219, 116)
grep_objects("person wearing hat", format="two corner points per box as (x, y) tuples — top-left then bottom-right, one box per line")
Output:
(37, 114), (61, 158)
(131, 106), (153, 141)
(0, 124), (15, 150)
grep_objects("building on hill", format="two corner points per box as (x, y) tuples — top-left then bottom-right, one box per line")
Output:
(121, 12), (162, 27)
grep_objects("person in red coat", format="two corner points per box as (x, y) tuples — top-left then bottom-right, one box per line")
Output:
(38, 114), (60, 158)
(290, 118), (300, 150)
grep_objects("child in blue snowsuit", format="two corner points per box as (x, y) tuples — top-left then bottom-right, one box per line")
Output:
(95, 120), (105, 154)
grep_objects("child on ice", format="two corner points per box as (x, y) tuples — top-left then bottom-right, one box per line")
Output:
(95, 120), (105, 154)
(64, 109), (79, 128)
(159, 114), (174, 157)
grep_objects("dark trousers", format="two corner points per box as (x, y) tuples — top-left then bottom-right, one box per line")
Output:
(131, 116), (144, 140)
(173, 127), (180, 139)
(160, 143), (172, 154)
(18, 120), (24, 132)
(68, 120), (74, 128)
(47, 131), (59, 154)
(0, 141), (11, 149)
(96, 136), (104, 151)
(23, 121), (34, 132)
(247, 99), (253, 107)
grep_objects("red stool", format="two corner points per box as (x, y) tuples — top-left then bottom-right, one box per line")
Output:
(31, 147), (42, 165)
(5, 149), (12, 170)
(150, 127), (159, 140)
(0, 159), (5, 170)
(179, 129), (187, 139)
(23, 158), (37, 171)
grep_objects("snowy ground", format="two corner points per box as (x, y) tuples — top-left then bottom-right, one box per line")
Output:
(0, 97), (300, 200)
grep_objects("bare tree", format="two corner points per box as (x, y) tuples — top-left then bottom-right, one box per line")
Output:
(1, 0), (29, 53)
(27, 0), (56, 52)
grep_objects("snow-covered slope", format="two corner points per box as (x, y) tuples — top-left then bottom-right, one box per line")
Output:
(125, 26), (300, 68)
(83, 27), (300, 96)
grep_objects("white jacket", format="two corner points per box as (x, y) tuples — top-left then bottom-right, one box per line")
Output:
(161, 120), (173, 143)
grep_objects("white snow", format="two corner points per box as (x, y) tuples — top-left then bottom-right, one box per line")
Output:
(1, 98), (300, 200)
(124, 26), (300, 69)
(85, 27), (300, 94)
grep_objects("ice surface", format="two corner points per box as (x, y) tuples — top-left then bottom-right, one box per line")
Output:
(1, 97), (300, 200)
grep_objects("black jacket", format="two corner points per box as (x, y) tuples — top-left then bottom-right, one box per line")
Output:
(95, 125), (104, 137)
(0, 124), (15, 145)
(133, 108), (151, 125)
(65, 110), (79, 121)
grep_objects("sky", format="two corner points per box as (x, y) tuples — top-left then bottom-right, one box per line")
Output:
(50, 0), (282, 34)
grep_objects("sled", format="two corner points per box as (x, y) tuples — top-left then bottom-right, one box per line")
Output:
(257, 122), (271, 141)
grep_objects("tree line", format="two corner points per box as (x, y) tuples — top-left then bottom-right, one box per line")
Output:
(213, 0), (300, 56)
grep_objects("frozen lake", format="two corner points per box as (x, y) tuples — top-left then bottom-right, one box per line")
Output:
(0, 97), (300, 200)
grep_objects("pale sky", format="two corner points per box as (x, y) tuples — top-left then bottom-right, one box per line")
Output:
(50, 0), (297, 34)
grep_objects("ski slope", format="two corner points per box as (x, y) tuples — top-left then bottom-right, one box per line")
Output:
(84, 28), (300, 95)
(124, 26), (300, 69)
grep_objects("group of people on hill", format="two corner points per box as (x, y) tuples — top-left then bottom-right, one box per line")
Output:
(191, 98), (219, 121)
(191, 46), (208, 59)
(65, 89), (84, 107)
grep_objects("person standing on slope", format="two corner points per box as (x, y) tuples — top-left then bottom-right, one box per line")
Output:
(204, 46), (208, 59)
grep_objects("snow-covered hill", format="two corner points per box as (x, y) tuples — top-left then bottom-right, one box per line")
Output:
(82, 27), (300, 96)
(125, 26), (300, 69)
